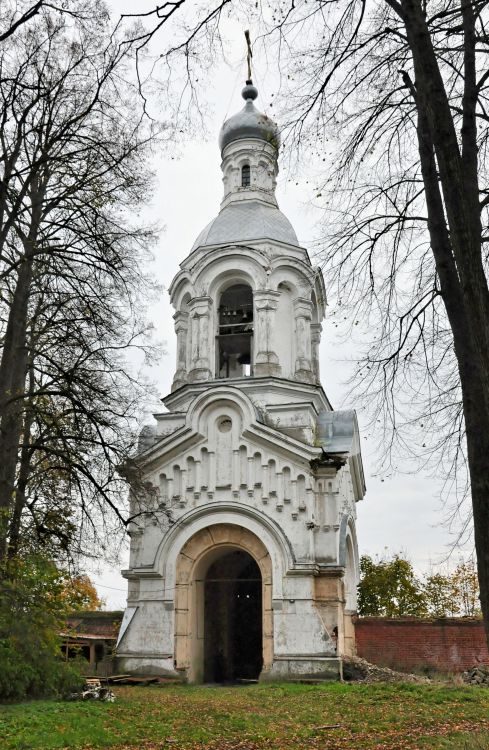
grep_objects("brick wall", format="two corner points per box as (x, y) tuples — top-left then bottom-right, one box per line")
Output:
(354, 617), (489, 673)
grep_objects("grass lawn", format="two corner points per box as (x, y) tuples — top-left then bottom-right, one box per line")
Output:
(1, 682), (489, 750)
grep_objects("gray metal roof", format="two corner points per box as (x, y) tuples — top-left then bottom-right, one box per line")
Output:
(317, 410), (360, 455)
(191, 200), (299, 251)
(219, 85), (280, 153)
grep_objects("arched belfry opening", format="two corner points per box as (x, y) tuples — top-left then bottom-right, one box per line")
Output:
(217, 284), (253, 378)
(203, 548), (263, 683)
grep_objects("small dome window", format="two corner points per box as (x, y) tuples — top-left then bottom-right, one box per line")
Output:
(241, 164), (251, 187)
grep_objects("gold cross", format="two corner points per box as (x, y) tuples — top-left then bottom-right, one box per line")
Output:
(245, 29), (253, 82)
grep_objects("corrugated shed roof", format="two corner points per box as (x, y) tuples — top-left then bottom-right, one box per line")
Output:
(65, 611), (123, 639)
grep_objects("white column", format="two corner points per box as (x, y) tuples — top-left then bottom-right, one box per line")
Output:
(172, 311), (189, 390)
(253, 290), (281, 377)
(291, 478), (298, 518)
(276, 471), (284, 511)
(247, 456), (254, 496)
(179, 469), (187, 507)
(188, 296), (213, 382)
(195, 460), (201, 495)
(261, 462), (269, 502)
(311, 322), (322, 383)
(232, 449), (240, 493)
(294, 298), (314, 382)
(208, 451), (216, 495)
(190, 314), (199, 364)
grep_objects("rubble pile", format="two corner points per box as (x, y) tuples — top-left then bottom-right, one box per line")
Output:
(343, 656), (430, 684)
(462, 665), (489, 686)
(67, 678), (116, 702)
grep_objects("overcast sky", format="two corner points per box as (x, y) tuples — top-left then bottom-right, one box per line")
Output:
(93, 2), (473, 609)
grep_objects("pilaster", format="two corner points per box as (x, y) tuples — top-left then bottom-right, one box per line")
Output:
(188, 296), (213, 382)
(311, 322), (322, 383)
(253, 290), (281, 377)
(294, 297), (314, 383)
(172, 310), (189, 390)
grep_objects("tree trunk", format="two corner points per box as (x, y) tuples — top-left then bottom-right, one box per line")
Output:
(0, 254), (34, 558)
(402, 0), (489, 647)
(0, 169), (44, 558)
(7, 372), (35, 559)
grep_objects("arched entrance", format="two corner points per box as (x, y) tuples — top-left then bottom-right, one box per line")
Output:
(204, 549), (262, 682)
(173, 524), (273, 683)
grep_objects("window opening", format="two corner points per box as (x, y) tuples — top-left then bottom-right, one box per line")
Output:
(218, 417), (232, 433)
(241, 164), (251, 187)
(217, 284), (253, 378)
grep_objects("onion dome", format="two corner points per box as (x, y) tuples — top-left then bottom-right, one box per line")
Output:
(191, 200), (298, 251)
(218, 82), (280, 153)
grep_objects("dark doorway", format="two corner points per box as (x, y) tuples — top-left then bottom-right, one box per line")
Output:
(204, 549), (262, 683)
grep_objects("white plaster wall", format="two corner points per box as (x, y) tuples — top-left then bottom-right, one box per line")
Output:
(273, 597), (336, 656)
(118, 601), (172, 656)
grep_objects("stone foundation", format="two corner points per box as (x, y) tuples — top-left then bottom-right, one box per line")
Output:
(263, 656), (342, 681)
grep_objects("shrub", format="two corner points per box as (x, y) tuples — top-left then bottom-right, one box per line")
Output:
(0, 556), (84, 701)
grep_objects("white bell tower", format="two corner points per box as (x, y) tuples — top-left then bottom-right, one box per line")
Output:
(171, 81), (323, 392)
(117, 79), (366, 684)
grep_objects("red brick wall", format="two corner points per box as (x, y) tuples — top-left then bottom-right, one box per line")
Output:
(354, 617), (489, 673)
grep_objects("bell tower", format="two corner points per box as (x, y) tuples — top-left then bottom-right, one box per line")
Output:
(117, 77), (366, 684)
(170, 80), (322, 394)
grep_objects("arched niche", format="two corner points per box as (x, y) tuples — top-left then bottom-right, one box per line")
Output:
(169, 274), (192, 312)
(310, 290), (321, 381)
(344, 536), (357, 612)
(339, 515), (359, 612)
(269, 261), (312, 297)
(217, 283), (253, 379)
(311, 290), (319, 324)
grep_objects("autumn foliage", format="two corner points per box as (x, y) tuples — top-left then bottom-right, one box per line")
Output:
(358, 554), (481, 618)
(61, 573), (104, 612)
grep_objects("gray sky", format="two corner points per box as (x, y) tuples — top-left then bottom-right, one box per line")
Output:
(93, 3), (472, 609)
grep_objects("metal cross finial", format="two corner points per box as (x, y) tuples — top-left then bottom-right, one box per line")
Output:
(244, 29), (253, 83)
